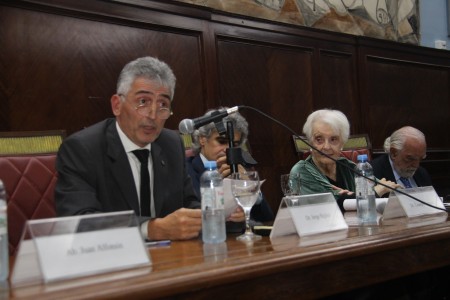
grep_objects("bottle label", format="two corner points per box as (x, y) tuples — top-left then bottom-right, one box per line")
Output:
(200, 186), (224, 210)
(355, 177), (375, 196)
(215, 186), (224, 209)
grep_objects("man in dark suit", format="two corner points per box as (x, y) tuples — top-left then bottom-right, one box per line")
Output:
(55, 56), (202, 241)
(371, 126), (432, 197)
(185, 108), (274, 230)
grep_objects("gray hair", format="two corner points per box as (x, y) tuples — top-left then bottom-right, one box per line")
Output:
(385, 126), (426, 153)
(303, 109), (350, 144)
(191, 107), (249, 154)
(116, 56), (176, 100)
(383, 137), (391, 153)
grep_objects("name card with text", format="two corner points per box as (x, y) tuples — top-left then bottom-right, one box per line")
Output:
(383, 186), (446, 220)
(270, 193), (348, 239)
(11, 211), (151, 286)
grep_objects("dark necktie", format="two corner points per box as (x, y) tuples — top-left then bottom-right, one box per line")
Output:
(399, 177), (412, 188)
(132, 149), (151, 216)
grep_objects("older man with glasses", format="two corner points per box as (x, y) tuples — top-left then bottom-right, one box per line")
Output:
(371, 126), (433, 197)
(55, 56), (202, 241)
(186, 108), (274, 232)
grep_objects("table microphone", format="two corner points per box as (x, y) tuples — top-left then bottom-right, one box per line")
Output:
(178, 106), (240, 134)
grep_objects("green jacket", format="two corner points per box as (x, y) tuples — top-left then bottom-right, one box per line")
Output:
(290, 155), (356, 200)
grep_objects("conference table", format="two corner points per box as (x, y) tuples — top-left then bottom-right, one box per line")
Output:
(3, 212), (450, 299)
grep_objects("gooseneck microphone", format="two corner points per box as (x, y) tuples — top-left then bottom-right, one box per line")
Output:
(178, 106), (240, 134)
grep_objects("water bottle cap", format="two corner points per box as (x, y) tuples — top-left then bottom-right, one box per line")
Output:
(357, 154), (368, 162)
(204, 160), (217, 170)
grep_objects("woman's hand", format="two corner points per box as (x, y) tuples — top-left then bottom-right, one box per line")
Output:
(331, 184), (354, 196)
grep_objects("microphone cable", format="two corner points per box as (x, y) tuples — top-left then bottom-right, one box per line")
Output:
(239, 105), (446, 212)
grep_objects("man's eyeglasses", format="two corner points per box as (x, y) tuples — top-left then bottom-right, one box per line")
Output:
(119, 94), (173, 120)
(215, 137), (241, 147)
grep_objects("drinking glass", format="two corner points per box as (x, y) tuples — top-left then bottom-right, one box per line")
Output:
(231, 170), (261, 241)
(280, 173), (300, 206)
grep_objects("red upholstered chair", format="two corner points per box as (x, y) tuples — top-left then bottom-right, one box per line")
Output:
(0, 130), (65, 256)
(292, 134), (372, 163)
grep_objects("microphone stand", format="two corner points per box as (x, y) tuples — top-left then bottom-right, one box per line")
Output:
(222, 120), (258, 173)
(225, 121), (240, 174)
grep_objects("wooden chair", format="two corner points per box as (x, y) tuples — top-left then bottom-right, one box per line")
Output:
(0, 130), (65, 255)
(292, 134), (372, 162)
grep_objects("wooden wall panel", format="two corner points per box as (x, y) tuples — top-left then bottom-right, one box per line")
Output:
(216, 37), (315, 211)
(363, 56), (450, 150)
(0, 4), (205, 134)
(316, 49), (360, 131)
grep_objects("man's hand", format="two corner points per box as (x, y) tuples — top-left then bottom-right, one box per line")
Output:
(147, 208), (201, 240)
(374, 178), (402, 196)
(227, 206), (245, 222)
(216, 156), (246, 178)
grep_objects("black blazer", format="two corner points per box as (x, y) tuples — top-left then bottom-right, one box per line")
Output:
(55, 118), (200, 223)
(371, 154), (433, 197)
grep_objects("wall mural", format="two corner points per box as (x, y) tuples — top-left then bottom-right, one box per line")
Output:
(175, 0), (419, 44)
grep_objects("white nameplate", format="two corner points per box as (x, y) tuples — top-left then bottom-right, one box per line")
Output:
(36, 227), (149, 282)
(11, 211), (151, 286)
(290, 201), (348, 236)
(269, 198), (297, 239)
(383, 186), (446, 220)
(270, 193), (348, 239)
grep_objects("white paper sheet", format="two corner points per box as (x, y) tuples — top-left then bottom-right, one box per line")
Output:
(343, 198), (389, 213)
(223, 178), (239, 217)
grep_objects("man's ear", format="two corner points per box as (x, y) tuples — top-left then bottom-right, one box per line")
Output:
(199, 136), (207, 146)
(111, 94), (122, 116)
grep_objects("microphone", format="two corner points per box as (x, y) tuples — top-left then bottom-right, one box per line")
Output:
(178, 106), (240, 134)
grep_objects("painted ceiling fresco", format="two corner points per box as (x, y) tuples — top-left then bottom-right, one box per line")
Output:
(175, 0), (419, 44)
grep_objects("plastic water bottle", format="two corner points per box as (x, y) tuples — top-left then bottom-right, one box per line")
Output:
(0, 180), (8, 281)
(355, 154), (377, 225)
(200, 161), (226, 244)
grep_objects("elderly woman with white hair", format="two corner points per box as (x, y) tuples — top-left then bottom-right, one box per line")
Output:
(289, 109), (398, 211)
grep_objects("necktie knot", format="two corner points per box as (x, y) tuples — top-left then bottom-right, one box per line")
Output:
(399, 177), (412, 188)
(132, 149), (149, 165)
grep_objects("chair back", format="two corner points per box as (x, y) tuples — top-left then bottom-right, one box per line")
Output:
(292, 134), (372, 162)
(0, 130), (65, 255)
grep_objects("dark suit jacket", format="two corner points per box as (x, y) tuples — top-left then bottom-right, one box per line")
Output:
(55, 118), (200, 223)
(371, 154), (433, 197)
(186, 154), (274, 222)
